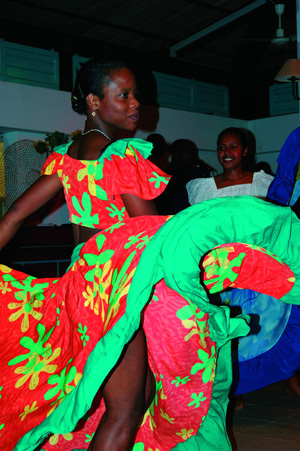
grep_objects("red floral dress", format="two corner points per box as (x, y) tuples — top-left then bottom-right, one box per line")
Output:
(0, 139), (218, 451)
(0, 139), (297, 451)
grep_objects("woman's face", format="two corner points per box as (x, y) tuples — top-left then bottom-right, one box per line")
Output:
(217, 132), (247, 170)
(97, 67), (139, 131)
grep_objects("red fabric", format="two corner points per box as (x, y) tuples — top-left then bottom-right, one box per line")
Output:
(41, 143), (170, 229)
(0, 216), (215, 451)
(203, 243), (295, 299)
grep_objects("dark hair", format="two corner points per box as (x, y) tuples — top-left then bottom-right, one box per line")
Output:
(217, 127), (248, 149)
(71, 57), (133, 115)
(255, 161), (274, 176)
(170, 139), (198, 156)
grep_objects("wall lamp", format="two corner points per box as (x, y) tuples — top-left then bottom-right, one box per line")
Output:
(275, 59), (300, 101)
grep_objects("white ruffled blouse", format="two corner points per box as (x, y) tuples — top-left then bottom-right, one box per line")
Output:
(186, 171), (274, 205)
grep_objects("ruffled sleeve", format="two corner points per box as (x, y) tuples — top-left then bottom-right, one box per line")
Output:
(103, 138), (171, 200)
(41, 143), (71, 176)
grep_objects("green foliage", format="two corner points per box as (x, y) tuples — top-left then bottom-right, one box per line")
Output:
(34, 130), (69, 154)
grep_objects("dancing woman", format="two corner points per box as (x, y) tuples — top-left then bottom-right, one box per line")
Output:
(0, 57), (171, 451)
(1, 59), (300, 451)
(1, 57), (229, 451)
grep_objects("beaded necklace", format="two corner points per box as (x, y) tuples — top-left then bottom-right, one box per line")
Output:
(81, 129), (111, 140)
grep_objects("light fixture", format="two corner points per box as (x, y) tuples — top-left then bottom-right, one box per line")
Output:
(274, 59), (300, 101)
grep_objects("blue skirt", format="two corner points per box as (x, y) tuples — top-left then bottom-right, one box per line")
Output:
(221, 289), (300, 394)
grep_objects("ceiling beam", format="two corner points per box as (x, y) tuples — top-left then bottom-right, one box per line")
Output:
(169, 0), (268, 57)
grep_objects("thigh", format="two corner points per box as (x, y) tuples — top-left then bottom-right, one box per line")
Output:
(101, 327), (148, 416)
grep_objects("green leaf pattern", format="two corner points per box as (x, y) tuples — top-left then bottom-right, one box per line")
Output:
(78, 323), (90, 347)
(191, 346), (216, 383)
(44, 358), (79, 403)
(71, 192), (99, 227)
(83, 234), (114, 282)
(149, 171), (170, 188)
(3, 274), (49, 302)
(106, 203), (125, 221)
(8, 323), (55, 367)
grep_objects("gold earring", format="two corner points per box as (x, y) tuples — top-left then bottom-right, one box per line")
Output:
(92, 111), (96, 117)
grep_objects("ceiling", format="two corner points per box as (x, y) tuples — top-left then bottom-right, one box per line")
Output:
(1, 0), (298, 119)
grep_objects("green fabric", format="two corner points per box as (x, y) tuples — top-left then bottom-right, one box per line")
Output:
(127, 196), (300, 450)
(65, 242), (85, 272)
(174, 342), (232, 450)
(99, 138), (154, 161)
(15, 294), (142, 450)
(53, 138), (154, 162)
(16, 196), (300, 450)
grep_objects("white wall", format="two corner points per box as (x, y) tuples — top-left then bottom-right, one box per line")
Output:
(135, 105), (248, 173)
(248, 114), (300, 172)
(0, 81), (83, 136)
(136, 106), (300, 174)
(1, 81), (299, 224)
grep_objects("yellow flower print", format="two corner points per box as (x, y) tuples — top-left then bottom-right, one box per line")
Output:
(62, 174), (71, 194)
(83, 260), (112, 317)
(181, 318), (210, 348)
(83, 285), (96, 311)
(176, 428), (194, 440)
(8, 292), (43, 332)
(140, 375), (166, 431)
(177, 303), (209, 347)
(49, 432), (73, 445)
(0, 264), (12, 274)
(71, 257), (85, 271)
(77, 161), (99, 196)
(15, 345), (61, 390)
(141, 408), (157, 431)
(97, 260), (112, 320)
(57, 155), (64, 178)
(103, 266), (136, 332)
(43, 159), (56, 175)
(125, 146), (138, 160)
(47, 371), (82, 417)
(0, 281), (11, 294)
(204, 246), (235, 278)
(160, 409), (174, 423)
(19, 401), (38, 421)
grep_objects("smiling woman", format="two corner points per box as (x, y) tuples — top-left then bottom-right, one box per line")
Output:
(186, 127), (273, 204)
(215, 127), (251, 187)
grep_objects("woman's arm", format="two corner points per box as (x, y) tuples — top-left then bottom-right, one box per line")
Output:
(0, 173), (62, 251)
(121, 193), (158, 217)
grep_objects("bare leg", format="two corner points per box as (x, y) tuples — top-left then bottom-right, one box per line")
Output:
(285, 373), (300, 396)
(88, 327), (154, 451)
(234, 394), (244, 410)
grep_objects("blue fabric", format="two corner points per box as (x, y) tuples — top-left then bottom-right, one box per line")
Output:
(235, 305), (300, 394)
(267, 126), (300, 206)
(290, 179), (300, 207)
(220, 289), (291, 362)
(231, 126), (300, 394)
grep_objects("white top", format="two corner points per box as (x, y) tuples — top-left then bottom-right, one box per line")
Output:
(186, 171), (274, 205)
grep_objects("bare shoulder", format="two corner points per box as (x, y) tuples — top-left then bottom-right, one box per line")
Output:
(67, 134), (109, 160)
